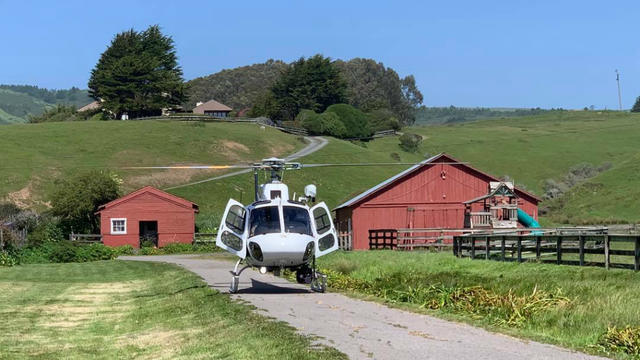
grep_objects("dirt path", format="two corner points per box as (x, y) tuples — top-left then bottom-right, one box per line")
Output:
(164, 136), (327, 190)
(120, 255), (606, 360)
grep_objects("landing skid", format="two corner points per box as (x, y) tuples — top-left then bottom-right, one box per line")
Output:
(228, 257), (327, 293)
(229, 259), (251, 293)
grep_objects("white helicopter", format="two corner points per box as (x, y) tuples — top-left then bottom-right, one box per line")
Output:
(216, 158), (338, 293)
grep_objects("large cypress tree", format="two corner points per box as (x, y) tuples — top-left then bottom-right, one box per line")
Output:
(270, 55), (347, 121)
(632, 96), (640, 113)
(88, 25), (186, 118)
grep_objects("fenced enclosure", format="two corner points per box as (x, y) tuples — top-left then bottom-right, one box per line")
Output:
(454, 234), (640, 271)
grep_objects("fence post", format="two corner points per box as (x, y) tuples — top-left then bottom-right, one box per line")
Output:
(579, 235), (585, 267)
(635, 236), (640, 272)
(604, 235), (611, 270)
(536, 236), (541, 261)
(556, 236), (562, 265)
(517, 237), (522, 262)
(453, 237), (458, 256)
(501, 236), (506, 261)
(604, 235), (610, 270)
(470, 237), (476, 259)
(485, 236), (490, 260)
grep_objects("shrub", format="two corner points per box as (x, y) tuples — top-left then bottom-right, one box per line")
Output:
(398, 133), (423, 152)
(0, 251), (17, 267)
(17, 241), (116, 264)
(325, 104), (372, 138)
(368, 108), (400, 132)
(298, 109), (348, 138)
(598, 326), (640, 356)
(112, 245), (135, 257)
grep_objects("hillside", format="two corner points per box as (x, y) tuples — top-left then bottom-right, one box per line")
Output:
(0, 86), (92, 123)
(0, 121), (304, 208)
(414, 106), (557, 125)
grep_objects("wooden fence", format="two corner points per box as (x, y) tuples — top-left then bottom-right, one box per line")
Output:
(338, 231), (352, 250)
(454, 234), (640, 271)
(193, 233), (217, 244)
(69, 233), (103, 243)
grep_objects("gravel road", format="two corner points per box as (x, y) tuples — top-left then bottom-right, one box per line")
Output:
(120, 255), (606, 360)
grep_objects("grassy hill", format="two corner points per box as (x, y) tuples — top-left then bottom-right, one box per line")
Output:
(2, 111), (639, 226)
(0, 121), (304, 208)
(0, 86), (92, 123)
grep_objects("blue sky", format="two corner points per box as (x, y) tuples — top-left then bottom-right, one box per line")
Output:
(1, 0), (638, 109)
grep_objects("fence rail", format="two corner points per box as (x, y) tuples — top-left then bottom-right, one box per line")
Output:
(454, 234), (640, 271)
(193, 233), (217, 244)
(69, 233), (103, 243)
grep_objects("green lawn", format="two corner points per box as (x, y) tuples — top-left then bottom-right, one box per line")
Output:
(0, 260), (345, 359)
(318, 250), (640, 359)
(0, 121), (303, 208)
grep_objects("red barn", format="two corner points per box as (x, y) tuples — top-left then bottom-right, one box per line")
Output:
(334, 153), (540, 250)
(97, 186), (198, 248)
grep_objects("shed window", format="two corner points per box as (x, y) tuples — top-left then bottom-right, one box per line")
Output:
(111, 218), (127, 235)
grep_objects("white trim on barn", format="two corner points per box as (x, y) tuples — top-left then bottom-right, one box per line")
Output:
(110, 218), (127, 235)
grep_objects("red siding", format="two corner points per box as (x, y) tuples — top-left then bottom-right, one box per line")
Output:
(98, 188), (197, 248)
(339, 158), (540, 250)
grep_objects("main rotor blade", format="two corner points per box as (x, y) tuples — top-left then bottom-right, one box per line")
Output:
(122, 165), (250, 170)
(303, 162), (468, 168)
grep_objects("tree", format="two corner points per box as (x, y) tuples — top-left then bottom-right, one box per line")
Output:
(632, 96), (640, 113)
(324, 104), (372, 138)
(88, 25), (186, 118)
(398, 133), (423, 153)
(50, 171), (121, 234)
(270, 55), (347, 120)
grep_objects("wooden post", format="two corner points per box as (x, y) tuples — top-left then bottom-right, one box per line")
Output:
(501, 235), (506, 261)
(556, 236), (562, 265)
(453, 236), (458, 256)
(517, 237), (522, 262)
(535, 237), (541, 261)
(471, 236), (476, 259)
(485, 236), (490, 260)
(579, 235), (585, 267)
(635, 236), (640, 272)
(604, 235), (610, 270)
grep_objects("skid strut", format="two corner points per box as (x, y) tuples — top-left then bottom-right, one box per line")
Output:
(229, 259), (250, 294)
(310, 256), (327, 293)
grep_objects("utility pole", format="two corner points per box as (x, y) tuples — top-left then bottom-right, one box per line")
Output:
(616, 69), (622, 111)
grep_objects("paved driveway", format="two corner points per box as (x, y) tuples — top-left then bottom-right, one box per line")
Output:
(120, 255), (606, 360)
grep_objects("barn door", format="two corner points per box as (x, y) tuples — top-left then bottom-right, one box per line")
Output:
(311, 202), (338, 257)
(216, 199), (247, 258)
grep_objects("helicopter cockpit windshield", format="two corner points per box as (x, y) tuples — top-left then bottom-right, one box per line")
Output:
(249, 206), (280, 236)
(283, 206), (312, 235)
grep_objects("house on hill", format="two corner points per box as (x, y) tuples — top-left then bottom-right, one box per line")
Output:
(334, 153), (540, 250)
(77, 100), (101, 112)
(97, 186), (198, 248)
(192, 100), (232, 117)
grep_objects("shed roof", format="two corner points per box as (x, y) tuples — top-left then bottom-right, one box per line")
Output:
(97, 186), (199, 213)
(193, 100), (232, 112)
(334, 153), (540, 211)
(77, 100), (101, 112)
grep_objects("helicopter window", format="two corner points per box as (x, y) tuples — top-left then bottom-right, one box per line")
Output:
(283, 206), (312, 236)
(225, 205), (246, 234)
(249, 206), (281, 236)
(313, 207), (331, 234)
(318, 233), (336, 251)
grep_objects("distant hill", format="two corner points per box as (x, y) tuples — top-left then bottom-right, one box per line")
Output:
(185, 60), (288, 111)
(0, 85), (92, 124)
(414, 106), (559, 125)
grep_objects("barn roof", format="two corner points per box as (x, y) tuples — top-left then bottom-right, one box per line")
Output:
(193, 100), (232, 112)
(97, 186), (199, 213)
(334, 153), (540, 211)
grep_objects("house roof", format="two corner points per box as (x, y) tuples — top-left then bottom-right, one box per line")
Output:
(96, 186), (199, 213)
(77, 100), (101, 112)
(334, 153), (541, 211)
(193, 100), (232, 112)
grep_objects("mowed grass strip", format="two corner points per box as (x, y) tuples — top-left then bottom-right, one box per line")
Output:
(319, 251), (640, 359)
(0, 260), (345, 360)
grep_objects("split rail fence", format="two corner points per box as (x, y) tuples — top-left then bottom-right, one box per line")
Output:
(453, 234), (640, 271)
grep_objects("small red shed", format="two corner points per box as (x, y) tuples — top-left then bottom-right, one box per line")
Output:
(334, 153), (541, 250)
(97, 186), (199, 248)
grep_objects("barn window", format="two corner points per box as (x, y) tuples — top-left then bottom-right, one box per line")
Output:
(111, 218), (127, 235)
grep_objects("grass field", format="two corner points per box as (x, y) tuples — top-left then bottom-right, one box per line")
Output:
(0, 121), (303, 208)
(319, 250), (640, 359)
(0, 260), (345, 359)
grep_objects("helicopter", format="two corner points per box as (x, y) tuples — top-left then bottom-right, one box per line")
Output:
(216, 157), (338, 293)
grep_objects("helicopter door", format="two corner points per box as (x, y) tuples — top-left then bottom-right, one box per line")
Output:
(216, 199), (247, 258)
(311, 202), (339, 257)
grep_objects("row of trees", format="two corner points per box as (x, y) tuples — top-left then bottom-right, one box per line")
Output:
(87, 26), (423, 131)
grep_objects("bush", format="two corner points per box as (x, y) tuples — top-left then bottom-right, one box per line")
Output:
(17, 241), (117, 264)
(298, 109), (348, 138)
(112, 245), (135, 256)
(368, 108), (400, 132)
(0, 251), (17, 267)
(325, 104), (372, 138)
(398, 133), (423, 152)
